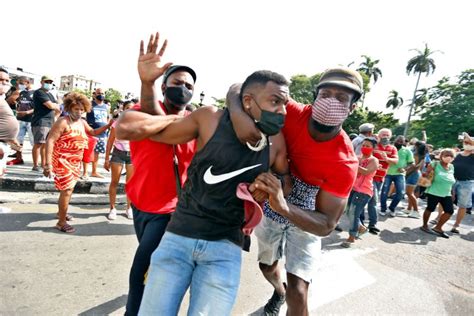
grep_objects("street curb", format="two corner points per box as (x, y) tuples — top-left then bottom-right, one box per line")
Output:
(0, 177), (125, 194)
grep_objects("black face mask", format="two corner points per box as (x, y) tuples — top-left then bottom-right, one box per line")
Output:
(96, 95), (105, 101)
(394, 143), (403, 150)
(165, 86), (193, 107)
(250, 97), (285, 136)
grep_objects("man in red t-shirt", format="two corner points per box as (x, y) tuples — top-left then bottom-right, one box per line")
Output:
(363, 128), (398, 234)
(115, 34), (198, 316)
(228, 67), (362, 315)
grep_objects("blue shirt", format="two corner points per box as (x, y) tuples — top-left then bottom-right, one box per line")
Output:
(86, 102), (109, 138)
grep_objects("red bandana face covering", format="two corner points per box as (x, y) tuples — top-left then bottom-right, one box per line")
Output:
(311, 97), (349, 127)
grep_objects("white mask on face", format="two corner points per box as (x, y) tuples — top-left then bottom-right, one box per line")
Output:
(0, 83), (10, 95)
(69, 112), (82, 121)
(441, 156), (453, 164)
(463, 143), (474, 151)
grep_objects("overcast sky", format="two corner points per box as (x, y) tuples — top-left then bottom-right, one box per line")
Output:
(2, 0), (473, 121)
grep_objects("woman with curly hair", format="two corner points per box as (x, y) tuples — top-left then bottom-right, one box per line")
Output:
(420, 148), (456, 238)
(44, 92), (112, 233)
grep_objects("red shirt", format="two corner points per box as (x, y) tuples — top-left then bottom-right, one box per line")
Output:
(373, 143), (398, 183)
(282, 100), (358, 198)
(126, 103), (196, 213)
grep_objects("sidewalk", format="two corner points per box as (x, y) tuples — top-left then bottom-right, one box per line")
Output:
(1, 137), (124, 194)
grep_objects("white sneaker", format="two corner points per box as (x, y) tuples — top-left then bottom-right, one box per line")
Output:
(125, 208), (133, 220)
(408, 211), (421, 219)
(403, 209), (411, 215)
(378, 210), (387, 216)
(107, 208), (117, 220)
(389, 210), (397, 217)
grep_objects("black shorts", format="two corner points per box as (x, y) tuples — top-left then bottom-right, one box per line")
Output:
(426, 193), (454, 214)
(110, 148), (132, 165)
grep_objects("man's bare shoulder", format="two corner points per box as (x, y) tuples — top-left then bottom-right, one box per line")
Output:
(192, 105), (223, 121)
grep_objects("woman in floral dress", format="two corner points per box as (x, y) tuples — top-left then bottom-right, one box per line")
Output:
(44, 92), (112, 233)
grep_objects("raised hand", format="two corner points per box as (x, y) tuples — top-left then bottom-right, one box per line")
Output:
(138, 32), (173, 83)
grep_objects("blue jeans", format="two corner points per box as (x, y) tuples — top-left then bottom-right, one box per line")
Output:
(380, 174), (405, 212)
(364, 181), (382, 226)
(454, 180), (474, 208)
(17, 120), (33, 146)
(138, 232), (242, 316)
(348, 191), (371, 237)
(125, 205), (171, 316)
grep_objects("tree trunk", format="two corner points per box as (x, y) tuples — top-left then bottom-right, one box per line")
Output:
(404, 71), (422, 137)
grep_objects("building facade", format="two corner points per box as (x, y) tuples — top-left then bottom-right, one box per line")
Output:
(59, 75), (101, 92)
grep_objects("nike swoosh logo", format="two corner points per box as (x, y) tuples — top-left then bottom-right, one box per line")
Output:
(203, 164), (262, 184)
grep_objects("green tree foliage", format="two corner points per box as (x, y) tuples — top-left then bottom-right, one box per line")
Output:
(404, 43), (440, 136)
(211, 97), (226, 109)
(413, 88), (428, 114)
(72, 88), (92, 99)
(418, 69), (474, 147)
(289, 73), (322, 104)
(104, 88), (123, 108)
(386, 90), (404, 110)
(343, 107), (399, 135)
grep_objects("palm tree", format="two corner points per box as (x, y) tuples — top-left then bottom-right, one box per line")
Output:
(404, 44), (440, 136)
(386, 90), (404, 110)
(413, 88), (429, 114)
(357, 55), (383, 106)
(357, 55), (383, 84)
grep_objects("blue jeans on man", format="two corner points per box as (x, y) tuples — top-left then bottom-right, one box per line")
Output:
(380, 174), (405, 215)
(138, 232), (242, 315)
(363, 180), (382, 228)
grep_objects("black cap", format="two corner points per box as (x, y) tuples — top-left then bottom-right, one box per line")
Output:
(162, 65), (197, 85)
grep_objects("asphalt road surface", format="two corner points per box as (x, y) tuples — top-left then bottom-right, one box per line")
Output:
(1, 191), (473, 315)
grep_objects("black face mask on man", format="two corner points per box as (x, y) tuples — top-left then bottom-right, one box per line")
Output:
(165, 85), (193, 107)
(249, 96), (285, 136)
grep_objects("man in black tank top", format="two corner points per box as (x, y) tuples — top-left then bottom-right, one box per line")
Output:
(133, 33), (292, 316)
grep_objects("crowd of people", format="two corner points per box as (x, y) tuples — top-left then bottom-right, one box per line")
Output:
(342, 124), (474, 247)
(0, 31), (472, 315)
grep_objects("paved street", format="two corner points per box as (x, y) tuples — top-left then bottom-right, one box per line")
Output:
(1, 191), (473, 315)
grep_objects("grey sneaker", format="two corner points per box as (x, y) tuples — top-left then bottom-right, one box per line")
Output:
(389, 210), (396, 217)
(264, 286), (286, 316)
(378, 210), (387, 216)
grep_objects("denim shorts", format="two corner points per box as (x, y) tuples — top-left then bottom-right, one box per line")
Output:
(110, 147), (132, 165)
(406, 170), (421, 186)
(255, 215), (321, 283)
(17, 121), (33, 146)
(454, 180), (473, 208)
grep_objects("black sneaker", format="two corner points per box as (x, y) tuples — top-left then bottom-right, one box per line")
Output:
(368, 226), (380, 233)
(263, 288), (286, 316)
